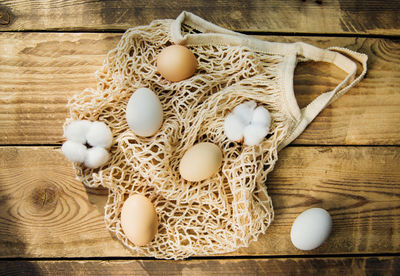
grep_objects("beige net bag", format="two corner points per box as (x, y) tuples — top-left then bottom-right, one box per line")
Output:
(65, 11), (367, 259)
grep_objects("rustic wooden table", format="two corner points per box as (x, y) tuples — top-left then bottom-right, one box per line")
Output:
(0, 1), (399, 275)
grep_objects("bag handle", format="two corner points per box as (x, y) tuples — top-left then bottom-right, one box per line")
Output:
(171, 11), (244, 44)
(172, 12), (368, 122)
(279, 43), (368, 150)
(171, 11), (301, 54)
(171, 12), (368, 150)
(296, 42), (368, 123)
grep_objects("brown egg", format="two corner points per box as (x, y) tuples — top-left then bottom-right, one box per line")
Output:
(179, 142), (223, 182)
(157, 45), (197, 82)
(120, 194), (158, 246)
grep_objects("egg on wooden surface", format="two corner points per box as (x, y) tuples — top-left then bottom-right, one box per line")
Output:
(157, 45), (197, 82)
(126, 88), (163, 137)
(179, 142), (223, 182)
(121, 194), (158, 246)
(290, 208), (332, 251)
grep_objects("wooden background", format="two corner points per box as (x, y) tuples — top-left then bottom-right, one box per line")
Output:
(0, 0), (399, 275)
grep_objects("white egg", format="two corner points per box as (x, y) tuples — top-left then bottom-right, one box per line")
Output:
(86, 121), (113, 148)
(126, 88), (163, 137)
(84, 147), (110, 169)
(65, 120), (92, 144)
(61, 140), (87, 163)
(290, 208), (332, 251)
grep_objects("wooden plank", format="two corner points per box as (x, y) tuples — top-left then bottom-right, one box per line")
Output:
(0, 1), (399, 35)
(0, 146), (130, 257)
(0, 146), (399, 258)
(0, 33), (119, 145)
(1, 257), (399, 276)
(1, 33), (399, 145)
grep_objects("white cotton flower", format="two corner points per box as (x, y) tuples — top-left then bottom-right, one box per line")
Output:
(232, 100), (257, 125)
(84, 147), (110, 169)
(243, 124), (269, 146)
(224, 101), (271, 146)
(65, 120), (92, 144)
(62, 120), (113, 169)
(86, 121), (113, 148)
(61, 140), (87, 163)
(252, 106), (271, 128)
(224, 113), (246, 141)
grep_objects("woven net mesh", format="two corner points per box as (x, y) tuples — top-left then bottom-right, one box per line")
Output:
(65, 19), (293, 259)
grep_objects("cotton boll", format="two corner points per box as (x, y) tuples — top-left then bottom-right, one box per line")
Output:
(61, 140), (87, 163)
(243, 124), (269, 146)
(84, 147), (110, 169)
(86, 121), (113, 148)
(244, 101), (257, 110)
(65, 120), (92, 144)
(225, 101), (272, 146)
(224, 114), (245, 141)
(232, 101), (256, 125)
(252, 106), (271, 128)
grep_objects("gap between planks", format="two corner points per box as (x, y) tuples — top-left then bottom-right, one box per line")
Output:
(1, 0), (400, 35)
(2, 252), (400, 262)
(0, 144), (399, 148)
(1, 256), (400, 276)
(2, 29), (400, 40)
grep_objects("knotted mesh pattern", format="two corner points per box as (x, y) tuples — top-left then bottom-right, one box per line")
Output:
(66, 19), (292, 259)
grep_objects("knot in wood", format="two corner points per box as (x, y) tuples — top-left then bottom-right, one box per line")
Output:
(28, 183), (58, 213)
(0, 6), (11, 25)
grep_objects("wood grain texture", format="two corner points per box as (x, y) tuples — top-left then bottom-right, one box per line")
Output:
(0, 0), (399, 35)
(0, 146), (399, 258)
(0, 33), (399, 145)
(0, 147), (130, 257)
(1, 257), (399, 276)
(0, 33), (120, 145)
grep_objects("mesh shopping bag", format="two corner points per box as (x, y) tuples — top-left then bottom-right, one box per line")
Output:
(65, 11), (367, 259)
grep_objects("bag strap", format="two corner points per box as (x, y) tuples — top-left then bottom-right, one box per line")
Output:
(171, 11), (303, 54)
(172, 12), (368, 123)
(171, 12), (368, 150)
(296, 42), (368, 123)
(171, 11), (243, 44)
(279, 43), (368, 150)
